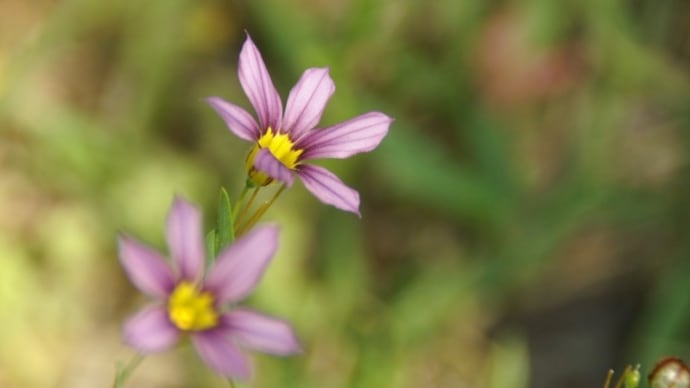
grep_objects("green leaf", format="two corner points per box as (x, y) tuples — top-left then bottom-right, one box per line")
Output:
(214, 187), (234, 254)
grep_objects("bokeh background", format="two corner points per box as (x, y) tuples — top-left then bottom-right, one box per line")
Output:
(1, 0), (689, 387)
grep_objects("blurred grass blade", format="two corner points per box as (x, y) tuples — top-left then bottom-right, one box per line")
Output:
(375, 123), (509, 225)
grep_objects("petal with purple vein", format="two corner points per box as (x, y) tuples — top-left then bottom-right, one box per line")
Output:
(254, 148), (295, 187)
(238, 34), (282, 131)
(299, 112), (392, 160)
(297, 164), (360, 216)
(207, 97), (260, 142)
(283, 67), (335, 139)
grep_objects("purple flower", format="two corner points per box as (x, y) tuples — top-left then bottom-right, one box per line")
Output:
(118, 197), (300, 380)
(208, 34), (393, 217)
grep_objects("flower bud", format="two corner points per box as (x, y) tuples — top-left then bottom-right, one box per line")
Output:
(624, 365), (640, 388)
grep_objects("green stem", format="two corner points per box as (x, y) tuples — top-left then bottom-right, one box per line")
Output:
(236, 184), (286, 235)
(231, 185), (250, 222)
(234, 187), (260, 233)
(613, 365), (632, 388)
(603, 369), (614, 388)
(112, 354), (145, 388)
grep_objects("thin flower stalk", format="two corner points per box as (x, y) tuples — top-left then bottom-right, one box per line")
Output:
(235, 184), (287, 236)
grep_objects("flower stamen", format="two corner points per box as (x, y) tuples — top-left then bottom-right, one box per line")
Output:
(246, 128), (303, 186)
(168, 282), (218, 331)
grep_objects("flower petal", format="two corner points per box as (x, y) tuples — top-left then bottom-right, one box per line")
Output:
(205, 225), (279, 304)
(298, 112), (392, 160)
(297, 164), (360, 216)
(166, 197), (205, 281)
(283, 67), (335, 139)
(123, 305), (180, 353)
(221, 309), (301, 356)
(207, 97), (260, 142)
(254, 148), (295, 187)
(238, 34), (282, 131)
(192, 329), (251, 379)
(118, 235), (175, 297)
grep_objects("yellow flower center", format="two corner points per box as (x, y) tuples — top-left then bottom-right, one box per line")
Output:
(168, 282), (219, 331)
(246, 128), (303, 186)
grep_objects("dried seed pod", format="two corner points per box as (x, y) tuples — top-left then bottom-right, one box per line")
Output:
(649, 357), (690, 388)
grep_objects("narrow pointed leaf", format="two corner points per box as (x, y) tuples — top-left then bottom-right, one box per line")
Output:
(215, 187), (235, 253)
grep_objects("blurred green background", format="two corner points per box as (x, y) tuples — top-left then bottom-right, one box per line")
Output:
(1, 0), (689, 387)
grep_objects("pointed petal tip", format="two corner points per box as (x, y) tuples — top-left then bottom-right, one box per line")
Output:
(238, 31), (283, 131)
(348, 202), (362, 219)
(206, 97), (223, 113)
(118, 235), (175, 297)
(378, 112), (395, 121)
(116, 233), (129, 246)
(240, 32), (257, 53)
(242, 30), (255, 45)
(168, 195), (200, 226)
(308, 66), (332, 76)
(366, 111), (395, 129)
(171, 194), (193, 210)
(222, 309), (302, 356)
(206, 96), (229, 110)
(283, 67), (336, 138)
(207, 96), (261, 141)
(297, 165), (361, 215)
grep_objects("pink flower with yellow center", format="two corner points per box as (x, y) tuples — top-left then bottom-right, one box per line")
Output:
(118, 197), (300, 379)
(208, 34), (393, 216)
